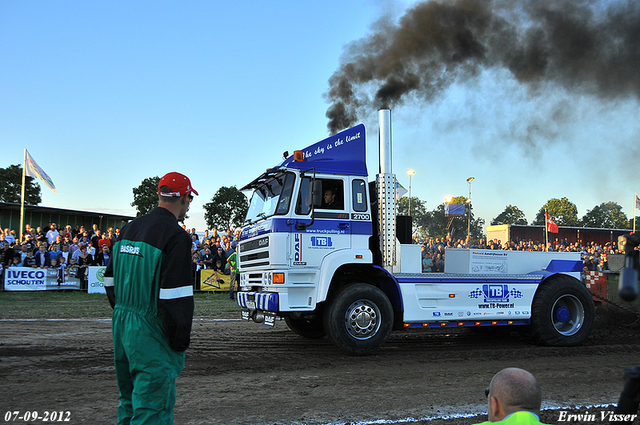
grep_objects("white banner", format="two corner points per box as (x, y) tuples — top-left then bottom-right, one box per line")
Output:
(3, 268), (47, 291)
(3, 267), (81, 291)
(87, 266), (107, 294)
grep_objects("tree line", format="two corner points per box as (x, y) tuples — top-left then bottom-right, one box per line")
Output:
(130, 176), (248, 232)
(132, 177), (632, 241)
(1, 164), (632, 240)
(402, 195), (633, 242)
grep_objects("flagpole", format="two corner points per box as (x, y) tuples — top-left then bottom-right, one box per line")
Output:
(19, 149), (26, 243)
(544, 209), (549, 251)
(633, 192), (635, 232)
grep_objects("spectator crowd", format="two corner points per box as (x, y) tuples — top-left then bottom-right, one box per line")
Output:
(0, 222), (241, 288)
(0, 222), (624, 288)
(416, 234), (620, 273)
(0, 223), (121, 288)
(183, 226), (241, 283)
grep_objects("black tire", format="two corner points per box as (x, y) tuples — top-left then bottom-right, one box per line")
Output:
(527, 275), (595, 346)
(323, 284), (394, 355)
(284, 315), (326, 339)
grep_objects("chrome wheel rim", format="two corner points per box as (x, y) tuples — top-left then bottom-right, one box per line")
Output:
(344, 299), (381, 340)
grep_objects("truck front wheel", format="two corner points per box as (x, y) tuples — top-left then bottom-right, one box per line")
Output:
(284, 314), (326, 339)
(527, 275), (595, 346)
(323, 284), (394, 355)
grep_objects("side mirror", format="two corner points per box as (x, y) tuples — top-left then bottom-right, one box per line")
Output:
(312, 180), (323, 207)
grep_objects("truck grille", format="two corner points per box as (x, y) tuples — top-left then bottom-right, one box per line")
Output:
(246, 273), (263, 285)
(241, 251), (269, 262)
(240, 236), (269, 251)
(239, 236), (270, 270)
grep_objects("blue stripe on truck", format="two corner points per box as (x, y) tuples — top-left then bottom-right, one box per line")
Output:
(545, 259), (583, 273)
(238, 292), (279, 312)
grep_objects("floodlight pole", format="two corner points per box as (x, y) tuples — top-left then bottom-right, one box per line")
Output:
(466, 177), (474, 240)
(406, 169), (415, 216)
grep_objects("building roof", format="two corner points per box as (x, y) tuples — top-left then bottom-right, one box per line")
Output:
(0, 202), (135, 221)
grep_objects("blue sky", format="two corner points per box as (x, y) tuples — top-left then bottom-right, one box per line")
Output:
(2, 0), (639, 233)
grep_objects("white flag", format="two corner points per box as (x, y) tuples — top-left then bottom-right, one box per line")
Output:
(25, 150), (57, 193)
(395, 181), (408, 200)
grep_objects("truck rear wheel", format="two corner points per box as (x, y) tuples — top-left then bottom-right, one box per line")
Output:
(323, 284), (393, 355)
(284, 315), (326, 339)
(527, 275), (595, 346)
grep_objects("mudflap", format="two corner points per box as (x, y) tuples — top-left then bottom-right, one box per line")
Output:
(264, 311), (277, 327)
(240, 309), (251, 321)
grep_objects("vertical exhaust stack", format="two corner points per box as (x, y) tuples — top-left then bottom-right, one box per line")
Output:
(377, 109), (397, 269)
(379, 109), (392, 174)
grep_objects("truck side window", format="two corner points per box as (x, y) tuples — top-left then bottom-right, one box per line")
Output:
(275, 173), (295, 215)
(352, 179), (367, 212)
(296, 177), (313, 215)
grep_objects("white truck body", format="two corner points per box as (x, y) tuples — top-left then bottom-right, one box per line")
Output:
(236, 110), (594, 354)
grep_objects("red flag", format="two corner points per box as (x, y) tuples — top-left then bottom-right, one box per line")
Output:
(545, 211), (559, 233)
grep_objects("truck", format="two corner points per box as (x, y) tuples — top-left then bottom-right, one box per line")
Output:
(235, 109), (595, 355)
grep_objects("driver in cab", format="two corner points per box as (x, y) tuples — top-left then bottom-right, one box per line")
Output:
(322, 188), (342, 209)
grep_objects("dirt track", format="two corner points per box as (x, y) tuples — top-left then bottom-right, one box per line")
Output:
(2, 307), (640, 425)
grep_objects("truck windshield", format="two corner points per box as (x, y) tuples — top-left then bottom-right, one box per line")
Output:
(245, 172), (295, 224)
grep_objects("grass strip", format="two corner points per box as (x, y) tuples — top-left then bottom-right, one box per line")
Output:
(0, 291), (241, 320)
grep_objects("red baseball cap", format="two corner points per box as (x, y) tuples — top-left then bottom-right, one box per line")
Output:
(158, 172), (199, 197)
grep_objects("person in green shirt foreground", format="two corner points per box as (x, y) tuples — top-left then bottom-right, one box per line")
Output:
(227, 249), (239, 300)
(476, 368), (549, 425)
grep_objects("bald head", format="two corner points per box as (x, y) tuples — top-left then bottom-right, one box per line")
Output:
(487, 368), (542, 421)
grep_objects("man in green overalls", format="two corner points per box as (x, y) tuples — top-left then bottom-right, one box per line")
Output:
(105, 172), (197, 424)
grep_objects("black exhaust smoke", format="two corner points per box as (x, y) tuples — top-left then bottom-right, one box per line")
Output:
(325, 0), (640, 134)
